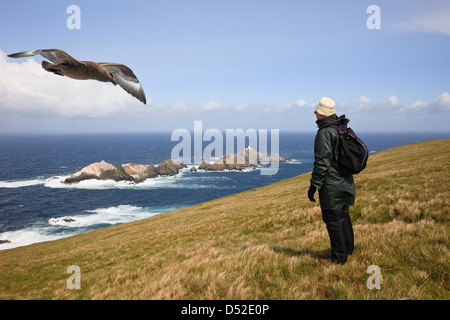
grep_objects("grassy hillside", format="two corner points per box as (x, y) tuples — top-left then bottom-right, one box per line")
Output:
(0, 139), (448, 300)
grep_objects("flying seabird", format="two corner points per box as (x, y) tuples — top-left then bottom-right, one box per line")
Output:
(7, 49), (147, 104)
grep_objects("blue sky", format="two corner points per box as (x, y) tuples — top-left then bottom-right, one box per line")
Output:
(0, 0), (449, 133)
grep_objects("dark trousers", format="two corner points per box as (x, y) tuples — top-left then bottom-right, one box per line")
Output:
(321, 205), (354, 264)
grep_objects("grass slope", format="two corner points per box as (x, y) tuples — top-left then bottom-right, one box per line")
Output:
(0, 139), (448, 300)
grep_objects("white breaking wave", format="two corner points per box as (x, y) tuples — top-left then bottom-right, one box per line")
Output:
(48, 205), (167, 227)
(286, 159), (302, 164)
(0, 204), (181, 250)
(0, 175), (178, 190)
(0, 228), (77, 250)
(0, 178), (46, 188)
(44, 176), (151, 190)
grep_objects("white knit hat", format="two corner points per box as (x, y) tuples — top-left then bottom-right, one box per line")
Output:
(315, 97), (335, 117)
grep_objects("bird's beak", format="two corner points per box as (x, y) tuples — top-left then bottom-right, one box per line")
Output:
(109, 73), (117, 86)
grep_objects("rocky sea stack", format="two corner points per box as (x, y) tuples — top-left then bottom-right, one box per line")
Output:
(156, 160), (187, 176)
(64, 159), (187, 184)
(198, 147), (286, 171)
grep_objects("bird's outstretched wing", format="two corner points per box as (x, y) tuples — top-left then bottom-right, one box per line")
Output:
(100, 63), (147, 104)
(7, 49), (82, 66)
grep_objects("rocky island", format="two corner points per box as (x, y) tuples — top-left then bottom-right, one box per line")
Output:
(64, 159), (187, 184)
(63, 148), (286, 184)
(199, 147), (286, 171)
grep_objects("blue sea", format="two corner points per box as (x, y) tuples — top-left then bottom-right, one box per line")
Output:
(0, 131), (448, 250)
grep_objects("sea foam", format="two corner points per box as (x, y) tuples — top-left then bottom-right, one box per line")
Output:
(48, 205), (168, 227)
(0, 204), (180, 250)
(0, 179), (45, 188)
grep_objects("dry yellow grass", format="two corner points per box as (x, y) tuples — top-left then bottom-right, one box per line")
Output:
(0, 138), (448, 299)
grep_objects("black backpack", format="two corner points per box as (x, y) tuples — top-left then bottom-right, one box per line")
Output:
(328, 124), (369, 175)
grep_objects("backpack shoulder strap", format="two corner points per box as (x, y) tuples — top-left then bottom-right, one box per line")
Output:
(329, 123), (347, 133)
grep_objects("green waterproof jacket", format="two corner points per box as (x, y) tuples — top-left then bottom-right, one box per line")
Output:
(310, 114), (355, 210)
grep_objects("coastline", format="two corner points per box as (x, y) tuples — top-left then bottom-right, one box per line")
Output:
(0, 138), (448, 299)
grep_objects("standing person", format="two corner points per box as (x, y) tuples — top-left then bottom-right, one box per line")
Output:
(308, 97), (355, 264)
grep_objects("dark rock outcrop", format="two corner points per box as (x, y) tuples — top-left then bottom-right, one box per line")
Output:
(197, 147), (286, 171)
(0, 240), (11, 245)
(198, 160), (211, 170)
(156, 159), (187, 176)
(201, 161), (248, 171)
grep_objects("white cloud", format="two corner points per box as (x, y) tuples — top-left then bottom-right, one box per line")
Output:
(425, 92), (450, 113)
(296, 98), (307, 107)
(376, 95), (400, 111)
(412, 8), (450, 36)
(434, 92), (450, 107)
(341, 93), (450, 115)
(235, 102), (257, 113)
(231, 101), (299, 114)
(393, 92), (450, 114)
(203, 100), (223, 111)
(358, 96), (371, 105)
(275, 103), (294, 113)
(387, 95), (399, 106)
(409, 100), (428, 110)
(342, 96), (372, 113)
(148, 100), (233, 116)
(393, 1), (450, 36)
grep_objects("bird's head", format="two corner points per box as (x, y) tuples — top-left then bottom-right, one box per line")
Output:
(109, 72), (117, 86)
(99, 66), (117, 85)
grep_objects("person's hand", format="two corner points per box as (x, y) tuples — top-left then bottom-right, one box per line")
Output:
(308, 185), (317, 202)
